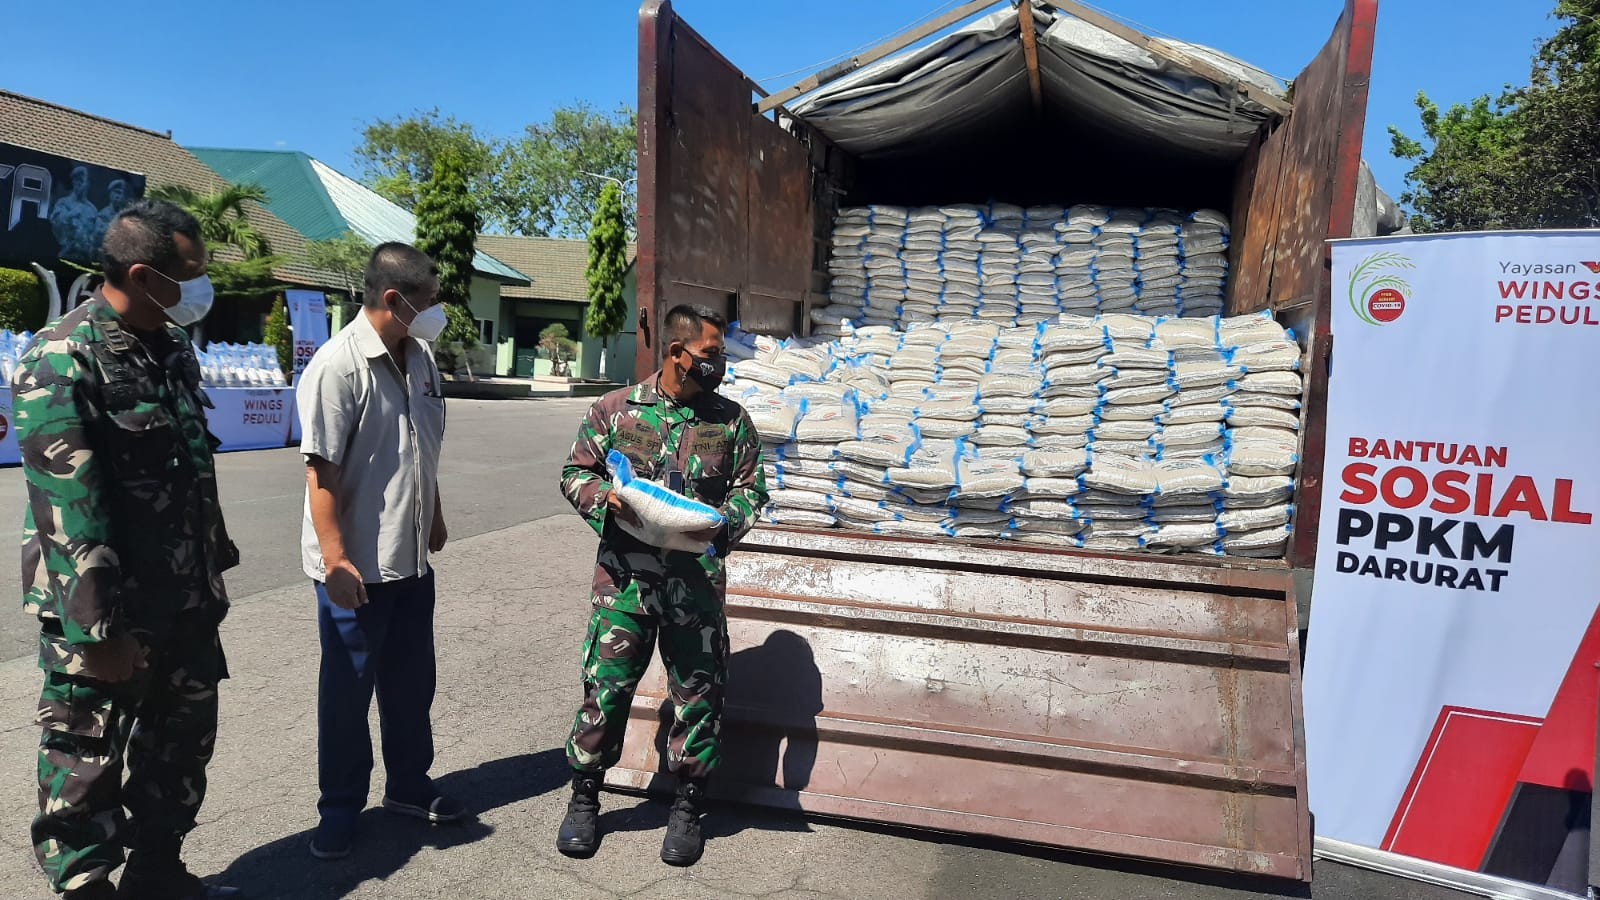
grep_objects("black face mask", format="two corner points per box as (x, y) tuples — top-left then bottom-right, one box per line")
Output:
(684, 352), (725, 391)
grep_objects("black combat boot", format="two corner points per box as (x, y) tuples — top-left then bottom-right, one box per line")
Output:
(117, 839), (241, 899)
(556, 772), (603, 857)
(660, 778), (707, 867)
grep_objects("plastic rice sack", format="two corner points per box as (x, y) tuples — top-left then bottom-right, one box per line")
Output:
(1160, 422), (1226, 447)
(1082, 455), (1159, 494)
(1224, 406), (1301, 429)
(746, 396), (804, 443)
(1219, 504), (1293, 533)
(1154, 460), (1227, 496)
(1238, 371), (1303, 396)
(794, 400), (858, 443)
(836, 431), (918, 467)
(763, 507), (837, 528)
(1231, 342), (1302, 372)
(1160, 403), (1227, 425)
(1227, 393), (1301, 410)
(1221, 526), (1292, 557)
(1144, 522), (1221, 548)
(1229, 436), (1300, 477)
(915, 418), (978, 439)
(766, 489), (832, 513)
(1150, 505), (1222, 524)
(606, 450), (725, 555)
(956, 453), (1024, 499)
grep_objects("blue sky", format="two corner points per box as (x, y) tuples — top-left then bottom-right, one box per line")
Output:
(1, 0), (1558, 209)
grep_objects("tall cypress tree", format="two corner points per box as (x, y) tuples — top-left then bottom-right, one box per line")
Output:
(413, 149), (480, 308)
(584, 182), (629, 357)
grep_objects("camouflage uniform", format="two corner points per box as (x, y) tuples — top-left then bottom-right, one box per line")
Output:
(13, 295), (238, 894)
(560, 374), (767, 780)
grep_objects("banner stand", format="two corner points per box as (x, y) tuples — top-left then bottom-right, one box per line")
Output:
(1315, 837), (1582, 900)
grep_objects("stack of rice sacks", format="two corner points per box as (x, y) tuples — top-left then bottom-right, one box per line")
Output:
(725, 311), (1301, 558)
(817, 204), (1229, 337)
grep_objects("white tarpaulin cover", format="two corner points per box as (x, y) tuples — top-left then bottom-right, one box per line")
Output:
(788, 6), (1285, 161)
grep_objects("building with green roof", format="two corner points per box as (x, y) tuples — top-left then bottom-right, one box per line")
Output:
(192, 147), (549, 376)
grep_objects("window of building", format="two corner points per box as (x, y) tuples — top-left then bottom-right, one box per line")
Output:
(477, 319), (496, 344)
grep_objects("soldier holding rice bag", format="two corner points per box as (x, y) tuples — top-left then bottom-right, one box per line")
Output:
(556, 303), (768, 866)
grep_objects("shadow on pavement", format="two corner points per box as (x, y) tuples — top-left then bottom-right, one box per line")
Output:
(217, 748), (570, 899)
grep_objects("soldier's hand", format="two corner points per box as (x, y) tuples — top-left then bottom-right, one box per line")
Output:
(80, 634), (147, 683)
(325, 558), (369, 610)
(607, 490), (642, 528)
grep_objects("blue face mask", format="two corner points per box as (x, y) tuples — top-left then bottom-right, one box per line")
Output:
(146, 269), (215, 326)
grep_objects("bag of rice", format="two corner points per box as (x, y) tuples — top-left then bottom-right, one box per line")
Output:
(1229, 425), (1299, 445)
(837, 431), (919, 467)
(1154, 460), (1226, 497)
(1229, 435), (1299, 477)
(1091, 420), (1158, 442)
(1144, 522), (1221, 548)
(795, 400), (860, 443)
(1238, 371), (1303, 396)
(1231, 341), (1302, 372)
(969, 425), (1031, 447)
(1172, 361), (1243, 389)
(1160, 422), (1226, 447)
(915, 418), (978, 439)
(1098, 402), (1166, 422)
(1160, 403), (1227, 424)
(1224, 406), (1301, 430)
(1219, 312), (1289, 347)
(956, 453), (1025, 499)
(1227, 393), (1302, 410)
(1101, 368), (1170, 390)
(606, 450), (726, 555)
(1104, 384), (1175, 406)
(766, 488), (833, 513)
(761, 507), (837, 528)
(1219, 504), (1292, 533)
(1222, 526), (1292, 558)
(1150, 504), (1222, 524)
(1082, 454), (1159, 495)
(1223, 475), (1295, 507)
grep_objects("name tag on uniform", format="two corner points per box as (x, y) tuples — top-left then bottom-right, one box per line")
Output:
(611, 418), (662, 471)
(689, 424), (730, 457)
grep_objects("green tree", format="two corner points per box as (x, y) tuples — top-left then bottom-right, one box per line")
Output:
(539, 322), (578, 377)
(0, 267), (47, 332)
(147, 182), (284, 299)
(1390, 0), (1598, 231)
(413, 150), (480, 309)
(263, 295), (292, 379)
(355, 109), (502, 212)
(499, 103), (637, 238)
(306, 231), (371, 311)
(148, 183), (273, 259)
(584, 182), (629, 360)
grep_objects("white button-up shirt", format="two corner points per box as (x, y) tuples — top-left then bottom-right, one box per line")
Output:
(298, 310), (445, 584)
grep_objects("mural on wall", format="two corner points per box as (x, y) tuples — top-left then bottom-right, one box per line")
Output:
(0, 142), (146, 264)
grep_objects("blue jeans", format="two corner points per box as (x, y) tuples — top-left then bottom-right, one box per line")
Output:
(316, 571), (437, 820)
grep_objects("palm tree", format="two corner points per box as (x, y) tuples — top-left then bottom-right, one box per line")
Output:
(148, 183), (273, 260)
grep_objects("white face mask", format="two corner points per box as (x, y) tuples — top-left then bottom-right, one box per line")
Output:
(398, 292), (448, 342)
(146, 269), (215, 327)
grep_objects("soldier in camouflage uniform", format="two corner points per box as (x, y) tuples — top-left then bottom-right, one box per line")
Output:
(15, 201), (241, 900)
(556, 304), (768, 866)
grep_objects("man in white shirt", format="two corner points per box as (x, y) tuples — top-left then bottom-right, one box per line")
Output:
(296, 242), (460, 860)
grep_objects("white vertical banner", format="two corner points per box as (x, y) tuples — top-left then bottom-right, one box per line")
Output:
(1306, 231), (1600, 890)
(284, 290), (329, 379)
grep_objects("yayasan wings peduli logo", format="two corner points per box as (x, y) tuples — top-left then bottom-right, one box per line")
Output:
(1347, 251), (1416, 326)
